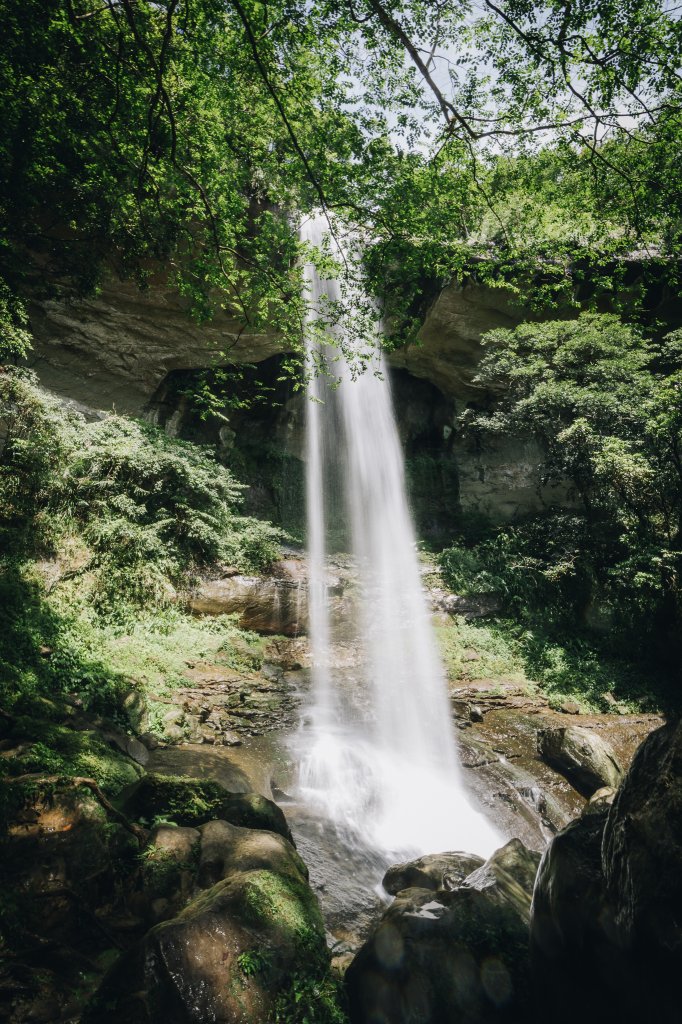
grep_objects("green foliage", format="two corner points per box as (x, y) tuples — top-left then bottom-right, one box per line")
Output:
(0, 0), (679, 375)
(0, 717), (143, 793)
(0, 560), (133, 718)
(273, 970), (349, 1024)
(454, 313), (682, 651)
(435, 615), (526, 688)
(125, 775), (230, 827)
(0, 371), (81, 553)
(0, 371), (282, 605)
(237, 949), (272, 977)
(0, 280), (32, 361)
(436, 607), (669, 713)
(0, 374), (279, 796)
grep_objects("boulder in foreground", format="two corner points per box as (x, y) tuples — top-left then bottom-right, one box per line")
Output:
(347, 839), (540, 1024)
(88, 821), (329, 1024)
(382, 851), (484, 896)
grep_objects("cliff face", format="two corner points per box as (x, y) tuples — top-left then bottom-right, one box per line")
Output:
(28, 276), (524, 411)
(25, 275), (570, 528)
(391, 280), (526, 401)
(27, 278), (278, 414)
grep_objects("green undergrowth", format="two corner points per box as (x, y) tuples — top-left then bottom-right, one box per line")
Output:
(273, 969), (349, 1024)
(437, 611), (670, 714)
(0, 553), (266, 730)
(0, 370), (282, 818)
(0, 718), (143, 791)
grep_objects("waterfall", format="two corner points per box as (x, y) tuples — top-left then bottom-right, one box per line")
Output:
(297, 213), (500, 860)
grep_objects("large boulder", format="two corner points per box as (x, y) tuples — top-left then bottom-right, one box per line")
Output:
(538, 725), (623, 796)
(382, 851), (484, 896)
(196, 819), (309, 889)
(465, 838), (541, 914)
(530, 807), (620, 1024)
(188, 572), (308, 636)
(530, 720), (682, 1024)
(602, 718), (682, 1020)
(187, 560), (348, 637)
(87, 821), (328, 1024)
(122, 774), (293, 843)
(346, 840), (540, 1024)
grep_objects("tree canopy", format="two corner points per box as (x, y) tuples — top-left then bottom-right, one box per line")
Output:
(0, 0), (680, 362)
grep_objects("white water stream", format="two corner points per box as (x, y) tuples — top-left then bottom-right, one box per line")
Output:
(296, 213), (500, 862)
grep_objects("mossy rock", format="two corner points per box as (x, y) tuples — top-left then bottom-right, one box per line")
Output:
(121, 774), (293, 842)
(347, 840), (539, 1024)
(87, 853), (329, 1023)
(2, 718), (143, 796)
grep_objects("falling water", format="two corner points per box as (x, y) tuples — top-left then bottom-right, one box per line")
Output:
(297, 213), (500, 861)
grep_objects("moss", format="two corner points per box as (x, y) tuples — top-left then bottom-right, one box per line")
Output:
(122, 775), (292, 839)
(240, 869), (325, 950)
(140, 841), (200, 898)
(3, 718), (142, 794)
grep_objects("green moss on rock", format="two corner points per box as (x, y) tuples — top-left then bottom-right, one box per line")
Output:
(122, 774), (293, 841)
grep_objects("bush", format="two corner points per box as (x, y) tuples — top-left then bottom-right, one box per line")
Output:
(0, 370), (283, 613)
(456, 313), (682, 657)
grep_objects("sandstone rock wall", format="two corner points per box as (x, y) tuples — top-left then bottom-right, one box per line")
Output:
(22, 273), (587, 525)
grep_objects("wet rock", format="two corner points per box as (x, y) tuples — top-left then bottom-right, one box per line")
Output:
(451, 699), (485, 723)
(582, 786), (616, 816)
(147, 824), (200, 864)
(105, 730), (150, 766)
(382, 851), (484, 896)
(459, 730), (574, 849)
(346, 840), (538, 1024)
(530, 807), (619, 1024)
(88, 839), (327, 1024)
(141, 826), (200, 911)
(139, 732), (160, 751)
(602, 719), (682, 1020)
(538, 725), (623, 796)
(264, 636), (308, 671)
(122, 774), (293, 842)
(197, 819), (309, 889)
(162, 723), (185, 743)
(188, 569), (307, 636)
(217, 729), (243, 747)
(465, 838), (541, 909)
(160, 707), (185, 743)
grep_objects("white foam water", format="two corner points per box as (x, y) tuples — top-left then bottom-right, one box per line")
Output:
(296, 212), (500, 861)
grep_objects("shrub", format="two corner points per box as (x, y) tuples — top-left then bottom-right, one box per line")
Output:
(1, 370), (283, 612)
(456, 314), (682, 654)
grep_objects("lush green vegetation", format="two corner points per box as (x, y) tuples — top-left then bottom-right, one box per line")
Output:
(0, 369), (280, 786)
(0, 0), (680, 373)
(436, 312), (681, 710)
(2, 5), (678, 1022)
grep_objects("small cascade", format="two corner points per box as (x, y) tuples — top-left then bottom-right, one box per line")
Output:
(296, 213), (500, 860)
